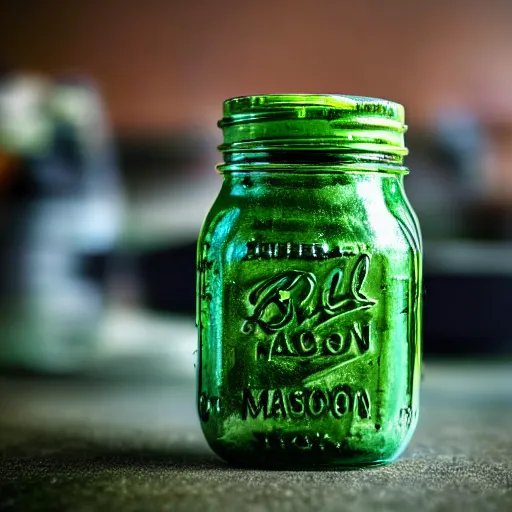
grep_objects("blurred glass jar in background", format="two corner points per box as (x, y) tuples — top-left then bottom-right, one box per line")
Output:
(0, 73), (123, 373)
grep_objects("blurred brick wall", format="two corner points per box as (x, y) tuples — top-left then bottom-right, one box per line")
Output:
(1, 0), (511, 132)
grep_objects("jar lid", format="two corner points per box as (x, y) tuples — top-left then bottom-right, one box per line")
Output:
(218, 94), (408, 172)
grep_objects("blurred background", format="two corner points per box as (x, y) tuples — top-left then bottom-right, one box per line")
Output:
(1, 0), (512, 381)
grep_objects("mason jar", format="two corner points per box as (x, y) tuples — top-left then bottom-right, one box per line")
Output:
(197, 94), (422, 468)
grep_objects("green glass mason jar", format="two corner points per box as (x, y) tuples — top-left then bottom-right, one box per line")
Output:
(197, 94), (422, 468)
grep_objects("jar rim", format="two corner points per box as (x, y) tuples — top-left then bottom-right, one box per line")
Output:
(220, 94), (405, 126)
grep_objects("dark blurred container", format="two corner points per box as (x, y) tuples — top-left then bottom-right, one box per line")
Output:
(423, 240), (512, 357)
(424, 273), (512, 356)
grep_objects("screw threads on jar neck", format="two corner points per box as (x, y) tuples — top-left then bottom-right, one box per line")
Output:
(217, 94), (408, 174)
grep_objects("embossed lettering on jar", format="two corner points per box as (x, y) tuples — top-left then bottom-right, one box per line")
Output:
(197, 94), (422, 468)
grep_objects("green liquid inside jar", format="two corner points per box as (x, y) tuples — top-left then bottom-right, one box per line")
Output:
(197, 94), (422, 468)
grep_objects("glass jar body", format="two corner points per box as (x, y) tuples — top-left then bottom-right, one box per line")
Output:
(197, 170), (422, 468)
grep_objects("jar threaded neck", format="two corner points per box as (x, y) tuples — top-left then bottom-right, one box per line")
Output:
(218, 94), (408, 174)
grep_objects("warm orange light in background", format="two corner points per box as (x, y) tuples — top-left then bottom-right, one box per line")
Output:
(0, 152), (19, 191)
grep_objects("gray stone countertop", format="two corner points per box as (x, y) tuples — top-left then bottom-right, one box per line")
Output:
(0, 362), (511, 512)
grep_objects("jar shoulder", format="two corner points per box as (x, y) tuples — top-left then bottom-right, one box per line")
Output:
(199, 174), (422, 260)
(200, 199), (421, 259)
